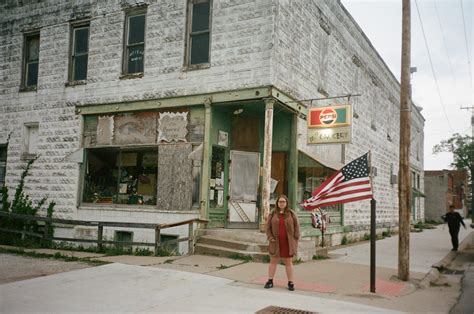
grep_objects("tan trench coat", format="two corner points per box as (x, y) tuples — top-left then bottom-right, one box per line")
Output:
(265, 209), (300, 257)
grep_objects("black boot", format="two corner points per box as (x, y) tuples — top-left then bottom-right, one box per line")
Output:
(264, 279), (274, 289)
(288, 281), (295, 291)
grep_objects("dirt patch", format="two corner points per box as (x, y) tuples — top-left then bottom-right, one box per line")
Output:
(0, 253), (93, 284)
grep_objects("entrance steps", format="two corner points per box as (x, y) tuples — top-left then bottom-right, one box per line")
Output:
(194, 228), (317, 262)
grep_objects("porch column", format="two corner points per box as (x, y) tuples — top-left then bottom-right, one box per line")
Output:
(200, 97), (212, 220)
(260, 98), (275, 232)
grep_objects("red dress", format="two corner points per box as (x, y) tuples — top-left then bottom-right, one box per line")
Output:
(278, 213), (290, 258)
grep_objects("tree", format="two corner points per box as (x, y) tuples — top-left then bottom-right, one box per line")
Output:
(433, 133), (474, 218)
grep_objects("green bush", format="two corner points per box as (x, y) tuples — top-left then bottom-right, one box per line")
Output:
(341, 235), (348, 245)
(0, 157), (56, 246)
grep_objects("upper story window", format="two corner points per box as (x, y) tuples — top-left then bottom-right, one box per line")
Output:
(123, 10), (146, 75)
(22, 33), (40, 89)
(69, 23), (90, 82)
(185, 0), (212, 68)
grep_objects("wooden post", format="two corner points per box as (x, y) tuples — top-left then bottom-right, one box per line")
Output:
(155, 227), (161, 255)
(188, 222), (194, 254)
(260, 98), (275, 232)
(97, 225), (103, 251)
(200, 98), (212, 221)
(398, 0), (412, 281)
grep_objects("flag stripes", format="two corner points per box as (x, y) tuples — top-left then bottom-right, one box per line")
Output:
(302, 153), (372, 210)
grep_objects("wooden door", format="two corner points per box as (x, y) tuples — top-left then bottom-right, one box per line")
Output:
(271, 152), (287, 197)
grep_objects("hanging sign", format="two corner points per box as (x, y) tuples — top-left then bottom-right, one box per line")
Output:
(307, 104), (352, 144)
(157, 112), (188, 142)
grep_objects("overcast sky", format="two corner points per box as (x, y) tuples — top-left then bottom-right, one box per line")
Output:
(341, 0), (473, 170)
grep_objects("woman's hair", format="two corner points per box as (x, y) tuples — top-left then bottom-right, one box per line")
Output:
(274, 194), (290, 213)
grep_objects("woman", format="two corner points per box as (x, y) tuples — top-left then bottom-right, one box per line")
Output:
(264, 194), (300, 291)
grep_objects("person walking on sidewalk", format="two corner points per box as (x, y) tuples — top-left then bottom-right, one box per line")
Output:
(264, 194), (300, 291)
(442, 205), (466, 251)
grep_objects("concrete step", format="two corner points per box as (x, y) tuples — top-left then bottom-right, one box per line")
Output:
(203, 228), (268, 244)
(198, 235), (268, 253)
(194, 243), (268, 262)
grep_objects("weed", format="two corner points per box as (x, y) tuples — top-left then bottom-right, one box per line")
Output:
(217, 264), (229, 270)
(341, 235), (348, 245)
(262, 255), (270, 263)
(229, 253), (253, 262)
(363, 233), (370, 241)
(312, 255), (328, 260)
(134, 247), (153, 256)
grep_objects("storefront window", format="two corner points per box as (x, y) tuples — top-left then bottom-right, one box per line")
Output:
(297, 152), (341, 218)
(83, 148), (157, 205)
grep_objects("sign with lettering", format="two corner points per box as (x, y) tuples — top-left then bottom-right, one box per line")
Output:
(308, 104), (351, 128)
(157, 112), (188, 143)
(307, 127), (351, 144)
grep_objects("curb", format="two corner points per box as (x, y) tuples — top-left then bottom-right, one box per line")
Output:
(420, 231), (473, 288)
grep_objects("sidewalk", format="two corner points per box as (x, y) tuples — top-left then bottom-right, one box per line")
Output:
(1, 222), (472, 313)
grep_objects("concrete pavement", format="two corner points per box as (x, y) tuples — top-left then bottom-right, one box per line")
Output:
(0, 221), (472, 313)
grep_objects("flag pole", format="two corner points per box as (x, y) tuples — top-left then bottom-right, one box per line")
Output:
(369, 150), (376, 293)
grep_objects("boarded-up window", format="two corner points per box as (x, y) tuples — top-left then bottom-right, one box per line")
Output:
(157, 144), (193, 211)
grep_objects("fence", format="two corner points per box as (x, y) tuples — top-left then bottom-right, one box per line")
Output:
(0, 211), (208, 255)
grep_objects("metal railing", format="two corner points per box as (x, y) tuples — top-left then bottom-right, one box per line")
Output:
(0, 211), (208, 255)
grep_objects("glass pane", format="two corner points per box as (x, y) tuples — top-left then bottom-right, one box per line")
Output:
(128, 15), (145, 44)
(27, 36), (39, 61)
(190, 33), (209, 64)
(74, 27), (89, 54)
(127, 45), (144, 73)
(83, 149), (119, 203)
(192, 2), (210, 32)
(26, 62), (38, 86)
(73, 55), (88, 81)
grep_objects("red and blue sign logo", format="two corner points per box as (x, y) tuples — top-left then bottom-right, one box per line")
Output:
(308, 105), (351, 128)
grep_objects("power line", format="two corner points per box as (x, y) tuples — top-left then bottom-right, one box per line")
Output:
(414, 0), (454, 133)
(459, 0), (473, 89)
(434, 1), (458, 99)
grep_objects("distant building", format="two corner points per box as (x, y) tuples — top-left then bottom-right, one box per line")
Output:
(424, 170), (468, 221)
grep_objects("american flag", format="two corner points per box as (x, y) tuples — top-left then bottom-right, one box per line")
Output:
(301, 153), (372, 210)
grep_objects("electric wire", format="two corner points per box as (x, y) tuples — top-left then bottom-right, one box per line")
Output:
(459, 0), (473, 90)
(434, 1), (458, 101)
(414, 0), (454, 133)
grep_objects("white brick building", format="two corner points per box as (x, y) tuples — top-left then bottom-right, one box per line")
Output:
(0, 0), (424, 253)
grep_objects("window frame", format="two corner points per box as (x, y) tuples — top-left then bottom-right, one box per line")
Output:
(0, 144), (7, 189)
(184, 0), (213, 69)
(21, 32), (40, 90)
(122, 9), (147, 76)
(21, 122), (39, 160)
(68, 22), (90, 84)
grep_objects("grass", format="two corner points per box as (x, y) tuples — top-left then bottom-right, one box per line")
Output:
(312, 255), (328, 260)
(228, 253), (253, 262)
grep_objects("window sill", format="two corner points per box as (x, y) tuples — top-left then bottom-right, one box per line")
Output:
(65, 80), (87, 87)
(21, 153), (37, 161)
(183, 63), (211, 72)
(19, 86), (37, 93)
(119, 72), (144, 80)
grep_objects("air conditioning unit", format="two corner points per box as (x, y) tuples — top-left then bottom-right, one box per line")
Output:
(390, 174), (398, 185)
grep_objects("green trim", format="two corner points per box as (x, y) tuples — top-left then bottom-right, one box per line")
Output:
(412, 188), (426, 198)
(76, 87), (273, 115)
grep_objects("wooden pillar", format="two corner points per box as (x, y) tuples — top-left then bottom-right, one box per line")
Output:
(399, 0), (411, 281)
(260, 98), (275, 232)
(288, 112), (298, 209)
(200, 98), (212, 220)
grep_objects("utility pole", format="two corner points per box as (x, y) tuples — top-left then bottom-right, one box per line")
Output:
(398, 0), (411, 281)
(460, 105), (474, 228)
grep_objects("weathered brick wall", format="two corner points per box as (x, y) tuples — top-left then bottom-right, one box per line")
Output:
(0, 0), (275, 220)
(424, 173), (448, 221)
(270, 0), (425, 226)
